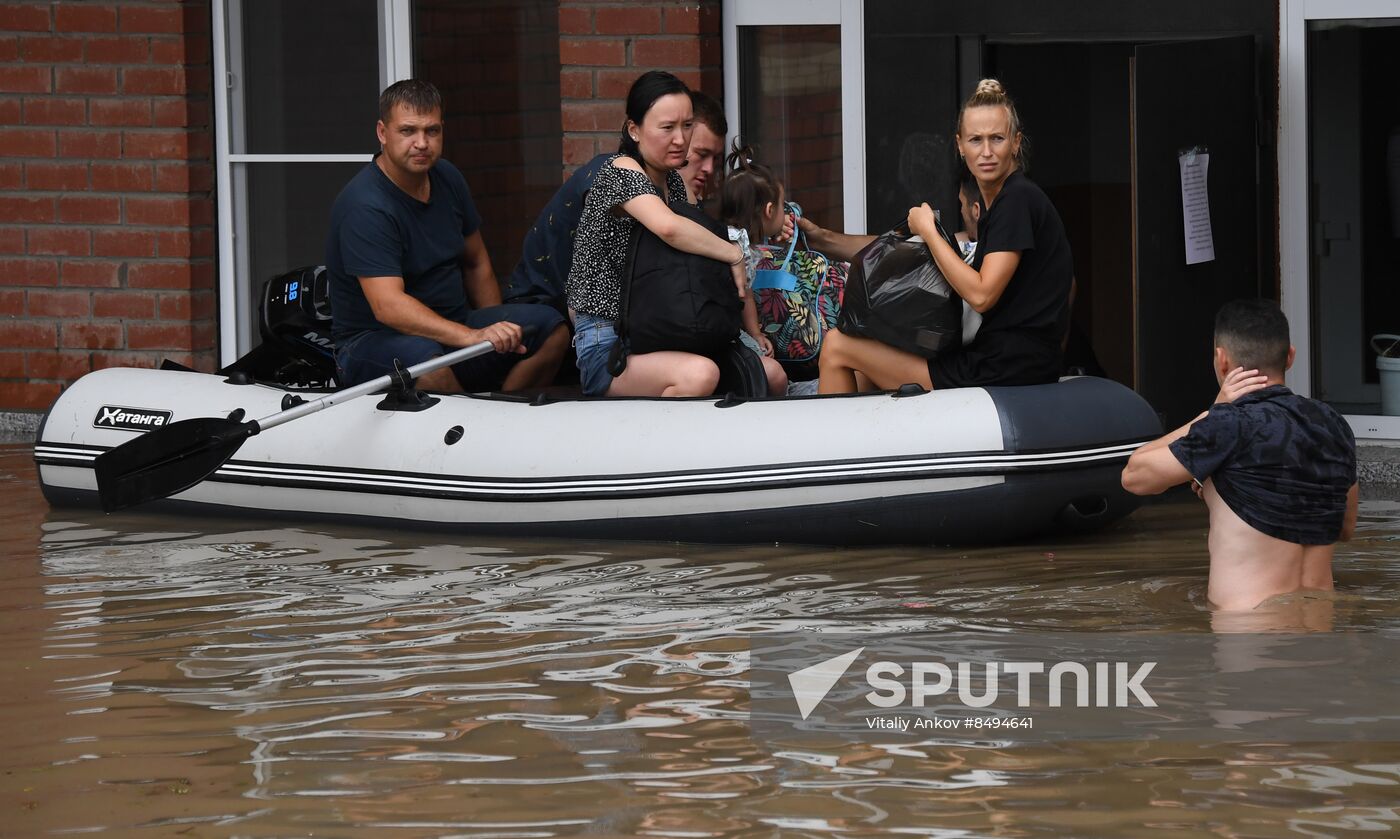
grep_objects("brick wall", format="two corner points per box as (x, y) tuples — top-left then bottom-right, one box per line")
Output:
(558, 0), (721, 178)
(0, 0), (214, 413)
(416, 0), (563, 279)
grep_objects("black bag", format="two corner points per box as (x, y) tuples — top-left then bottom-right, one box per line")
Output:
(610, 200), (743, 375)
(837, 219), (963, 358)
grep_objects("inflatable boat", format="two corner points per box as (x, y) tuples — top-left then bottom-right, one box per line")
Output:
(35, 366), (1159, 545)
(33, 266), (1161, 545)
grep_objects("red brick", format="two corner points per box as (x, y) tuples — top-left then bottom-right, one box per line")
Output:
(663, 6), (702, 35)
(126, 321), (191, 350)
(122, 66), (184, 95)
(0, 289), (20, 314)
(0, 195), (54, 223)
(21, 36), (85, 63)
(126, 195), (210, 226)
(0, 37), (16, 62)
(0, 258), (58, 286)
(85, 35), (148, 64)
(93, 290), (156, 318)
(27, 289), (90, 318)
(0, 4), (51, 32)
(127, 261), (196, 289)
(595, 6), (660, 35)
(3, 128), (56, 157)
(562, 101), (623, 133)
(58, 129), (122, 158)
(91, 161), (151, 191)
(23, 97), (86, 126)
(0, 66), (50, 94)
(0, 320), (57, 349)
(632, 38), (701, 67)
(58, 195), (120, 224)
(60, 321), (121, 350)
(155, 162), (211, 192)
(0, 97), (18, 124)
(27, 350), (91, 380)
(54, 4), (118, 33)
(560, 69), (592, 99)
(559, 6), (591, 35)
(152, 34), (207, 65)
(55, 66), (120, 95)
(0, 381), (62, 410)
(559, 39), (625, 67)
(597, 69), (646, 100)
(0, 229), (22, 254)
(28, 228), (90, 256)
(93, 229), (155, 257)
(90, 98), (149, 126)
(563, 136), (599, 165)
(61, 260), (120, 287)
(92, 350), (161, 370)
(120, 5), (183, 34)
(124, 128), (196, 158)
(154, 229), (188, 257)
(157, 289), (213, 320)
(25, 161), (87, 190)
(152, 98), (205, 127)
(0, 350), (22, 377)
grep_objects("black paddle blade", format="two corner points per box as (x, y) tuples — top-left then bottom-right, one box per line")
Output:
(95, 416), (257, 513)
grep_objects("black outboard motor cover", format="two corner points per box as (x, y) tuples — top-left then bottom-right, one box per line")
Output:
(221, 265), (338, 386)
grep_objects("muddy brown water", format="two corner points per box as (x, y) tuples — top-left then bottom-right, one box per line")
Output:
(3, 441), (1400, 837)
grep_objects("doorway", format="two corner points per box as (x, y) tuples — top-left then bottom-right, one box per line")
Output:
(992, 36), (1268, 427)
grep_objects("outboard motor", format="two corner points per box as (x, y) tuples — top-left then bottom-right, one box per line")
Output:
(221, 266), (338, 387)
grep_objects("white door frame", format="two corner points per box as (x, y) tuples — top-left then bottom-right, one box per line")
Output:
(1280, 0), (1400, 439)
(721, 0), (866, 234)
(211, 0), (413, 364)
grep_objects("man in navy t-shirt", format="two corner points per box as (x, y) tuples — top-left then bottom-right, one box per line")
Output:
(326, 79), (567, 392)
(1122, 300), (1358, 612)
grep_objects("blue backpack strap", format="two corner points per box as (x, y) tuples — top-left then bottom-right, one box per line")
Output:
(749, 202), (803, 291)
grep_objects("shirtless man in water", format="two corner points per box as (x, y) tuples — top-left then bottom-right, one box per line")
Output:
(1121, 299), (1358, 611)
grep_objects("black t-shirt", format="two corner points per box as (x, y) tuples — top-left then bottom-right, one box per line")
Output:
(325, 158), (482, 340)
(971, 171), (1073, 348)
(1169, 386), (1357, 545)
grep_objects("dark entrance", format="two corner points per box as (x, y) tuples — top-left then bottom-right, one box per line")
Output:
(863, 1), (1277, 427)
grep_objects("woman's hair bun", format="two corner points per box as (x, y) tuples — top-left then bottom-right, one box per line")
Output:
(975, 78), (1005, 97)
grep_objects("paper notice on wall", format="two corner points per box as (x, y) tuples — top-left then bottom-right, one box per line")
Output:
(1179, 150), (1215, 265)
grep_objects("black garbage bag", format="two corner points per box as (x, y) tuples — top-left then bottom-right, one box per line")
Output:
(836, 219), (963, 358)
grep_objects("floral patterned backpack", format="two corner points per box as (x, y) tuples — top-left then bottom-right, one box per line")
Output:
(750, 204), (848, 364)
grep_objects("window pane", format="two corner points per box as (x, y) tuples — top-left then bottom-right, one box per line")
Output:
(738, 25), (843, 233)
(1307, 19), (1400, 415)
(239, 0), (379, 155)
(242, 162), (364, 345)
(413, 0), (562, 279)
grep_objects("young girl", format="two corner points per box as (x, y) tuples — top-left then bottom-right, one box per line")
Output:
(719, 144), (790, 397)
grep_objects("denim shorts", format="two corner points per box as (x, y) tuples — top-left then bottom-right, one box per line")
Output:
(572, 312), (619, 397)
(335, 303), (565, 390)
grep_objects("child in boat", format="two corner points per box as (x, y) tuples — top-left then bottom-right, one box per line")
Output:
(1120, 299), (1358, 611)
(718, 143), (790, 397)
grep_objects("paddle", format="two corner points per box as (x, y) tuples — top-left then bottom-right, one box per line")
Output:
(95, 336), (512, 513)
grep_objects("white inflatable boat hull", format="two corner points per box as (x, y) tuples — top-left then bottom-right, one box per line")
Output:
(36, 369), (1160, 544)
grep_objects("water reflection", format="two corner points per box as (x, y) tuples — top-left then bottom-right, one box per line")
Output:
(7, 443), (1400, 835)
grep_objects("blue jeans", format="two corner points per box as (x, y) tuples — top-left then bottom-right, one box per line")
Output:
(572, 312), (619, 396)
(335, 304), (565, 390)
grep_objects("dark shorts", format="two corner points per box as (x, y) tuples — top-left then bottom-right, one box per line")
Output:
(927, 331), (1061, 389)
(334, 303), (565, 390)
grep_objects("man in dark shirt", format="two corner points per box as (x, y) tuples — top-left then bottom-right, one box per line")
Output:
(1122, 300), (1358, 611)
(327, 79), (568, 392)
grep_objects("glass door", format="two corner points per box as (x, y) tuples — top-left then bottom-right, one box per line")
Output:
(722, 0), (865, 234)
(1282, 0), (1400, 439)
(212, 0), (412, 362)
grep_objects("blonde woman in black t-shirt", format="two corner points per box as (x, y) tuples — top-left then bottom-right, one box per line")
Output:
(814, 79), (1074, 394)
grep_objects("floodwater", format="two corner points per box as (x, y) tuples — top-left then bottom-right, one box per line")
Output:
(4, 440), (1400, 838)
